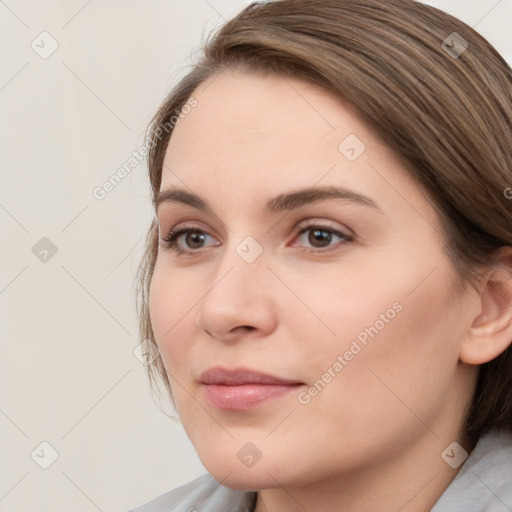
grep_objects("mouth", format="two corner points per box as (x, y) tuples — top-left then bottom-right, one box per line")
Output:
(199, 366), (304, 410)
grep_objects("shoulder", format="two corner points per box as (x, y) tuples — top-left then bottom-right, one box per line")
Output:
(127, 473), (257, 512)
(433, 428), (512, 511)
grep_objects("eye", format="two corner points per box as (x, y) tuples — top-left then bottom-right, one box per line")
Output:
(292, 222), (353, 253)
(159, 225), (218, 255)
(159, 221), (353, 256)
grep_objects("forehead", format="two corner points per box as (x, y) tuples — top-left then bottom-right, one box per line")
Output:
(163, 70), (377, 182)
(158, 69), (436, 231)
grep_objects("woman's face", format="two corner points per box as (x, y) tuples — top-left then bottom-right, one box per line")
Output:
(149, 70), (479, 490)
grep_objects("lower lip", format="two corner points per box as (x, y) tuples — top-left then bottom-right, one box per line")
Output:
(202, 383), (301, 410)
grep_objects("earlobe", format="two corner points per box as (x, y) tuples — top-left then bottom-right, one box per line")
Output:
(460, 249), (512, 365)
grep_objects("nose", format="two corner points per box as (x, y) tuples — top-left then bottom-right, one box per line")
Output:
(195, 242), (278, 342)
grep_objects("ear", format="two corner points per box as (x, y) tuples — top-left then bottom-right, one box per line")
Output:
(460, 247), (512, 365)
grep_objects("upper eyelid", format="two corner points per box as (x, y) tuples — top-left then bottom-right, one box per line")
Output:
(163, 220), (351, 245)
(162, 218), (348, 234)
(156, 207), (229, 235)
(156, 198), (366, 229)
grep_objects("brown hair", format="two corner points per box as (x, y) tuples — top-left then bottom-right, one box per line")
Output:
(136, 0), (512, 439)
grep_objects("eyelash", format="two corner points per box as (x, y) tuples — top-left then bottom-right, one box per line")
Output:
(159, 222), (354, 256)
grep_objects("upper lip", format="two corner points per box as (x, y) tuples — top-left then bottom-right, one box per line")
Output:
(199, 366), (303, 386)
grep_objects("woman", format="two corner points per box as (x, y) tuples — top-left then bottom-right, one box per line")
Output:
(131, 0), (512, 510)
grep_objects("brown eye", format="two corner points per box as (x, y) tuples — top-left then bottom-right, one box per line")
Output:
(183, 231), (208, 249)
(294, 223), (353, 253)
(160, 227), (218, 254)
(307, 228), (334, 248)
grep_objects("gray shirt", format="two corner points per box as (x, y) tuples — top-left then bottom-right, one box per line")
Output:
(128, 428), (512, 512)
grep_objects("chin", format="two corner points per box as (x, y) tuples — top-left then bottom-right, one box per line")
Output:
(193, 442), (282, 490)
(196, 439), (322, 492)
(205, 464), (278, 491)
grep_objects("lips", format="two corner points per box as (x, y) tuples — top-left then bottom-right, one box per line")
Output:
(199, 366), (304, 410)
(199, 366), (302, 386)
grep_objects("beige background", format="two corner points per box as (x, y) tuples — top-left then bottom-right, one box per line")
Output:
(0, 1), (511, 511)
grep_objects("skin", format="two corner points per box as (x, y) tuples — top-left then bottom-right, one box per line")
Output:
(149, 69), (512, 512)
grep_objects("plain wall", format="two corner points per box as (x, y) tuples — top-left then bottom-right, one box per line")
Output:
(0, 1), (511, 510)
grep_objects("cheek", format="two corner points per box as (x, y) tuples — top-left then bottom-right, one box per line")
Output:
(291, 239), (462, 386)
(308, 260), (463, 431)
(149, 266), (203, 417)
(278, 257), (406, 360)
(148, 264), (197, 363)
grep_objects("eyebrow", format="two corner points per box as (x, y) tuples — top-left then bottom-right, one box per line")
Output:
(155, 185), (380, 214)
